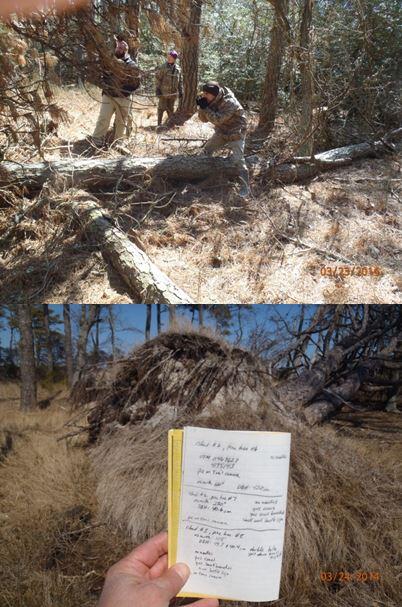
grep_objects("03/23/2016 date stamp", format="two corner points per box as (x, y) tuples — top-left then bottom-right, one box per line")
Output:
(319, 266), (383, 278)
(320, 571), (381, 583)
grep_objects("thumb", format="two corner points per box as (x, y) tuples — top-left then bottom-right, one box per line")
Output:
(153, 562), (190, 600)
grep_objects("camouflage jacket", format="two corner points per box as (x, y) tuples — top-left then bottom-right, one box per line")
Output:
(102, 54), (141, 98)
(155, 62), (183, 97)
(198, 86), (247, 140)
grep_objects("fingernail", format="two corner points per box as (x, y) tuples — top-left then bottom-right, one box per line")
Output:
(173, 562), (190, 581)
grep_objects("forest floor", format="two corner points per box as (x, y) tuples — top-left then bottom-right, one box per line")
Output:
(0, 381), (401, 606)
(0, 85), (401, 303)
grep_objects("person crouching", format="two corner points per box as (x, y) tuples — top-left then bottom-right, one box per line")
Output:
(196, 81), (250, 197)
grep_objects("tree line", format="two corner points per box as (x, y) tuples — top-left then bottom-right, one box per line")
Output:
(0, 304), (250, 409)
(1, 304), (400, 420)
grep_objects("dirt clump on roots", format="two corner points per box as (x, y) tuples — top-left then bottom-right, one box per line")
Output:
(90, 405), (401, 607)
(70, 363), (122, 409)
(87, 330), (273, 443)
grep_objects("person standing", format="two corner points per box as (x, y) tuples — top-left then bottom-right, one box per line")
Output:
(196, 81), (250, 197)
(155, 50), (183, 127)
(92, 38), (141, 147)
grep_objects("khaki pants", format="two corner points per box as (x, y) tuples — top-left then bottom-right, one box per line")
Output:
(93, 94), (132, 143)
(202, 132), (248, 172)
(201, 132), (250, 194)
(158, 96), (176, 124)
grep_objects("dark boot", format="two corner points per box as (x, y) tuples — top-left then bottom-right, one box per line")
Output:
(238, 168), (251, 198)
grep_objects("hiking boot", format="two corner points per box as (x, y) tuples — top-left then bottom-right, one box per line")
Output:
(88, 136), (106, 150)
(238, 170), (251, 198)
(113, 142), (131, 155)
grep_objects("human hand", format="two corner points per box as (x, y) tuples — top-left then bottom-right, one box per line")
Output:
(97, 531), (219, 607)
(0, 0), (87, 17)
(115, 39), (129, 54)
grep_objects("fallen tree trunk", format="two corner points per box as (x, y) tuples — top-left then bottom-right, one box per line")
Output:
(259, 127), (402, 183)
(300, 333), (401, 425)
(0, 155), (243, 193)
(62, 192), (194, 303)
(1, 128), (400, 192)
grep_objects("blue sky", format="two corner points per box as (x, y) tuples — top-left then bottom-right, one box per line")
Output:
(0, 305), (317, 356)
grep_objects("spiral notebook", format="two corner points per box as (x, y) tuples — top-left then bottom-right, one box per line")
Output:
(168, 426), (291, 602)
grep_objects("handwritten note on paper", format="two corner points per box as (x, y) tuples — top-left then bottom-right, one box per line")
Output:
(176, 427), (291, 602)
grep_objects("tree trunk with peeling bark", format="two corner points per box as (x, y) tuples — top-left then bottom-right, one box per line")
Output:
(258, 0), (290, 133)
(63, 193), (194, 304)
(298, 0), (315, 156)
(177, 0), (203, 119)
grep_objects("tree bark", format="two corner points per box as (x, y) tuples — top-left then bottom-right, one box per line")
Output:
(2, 128), (400, 193)
(92, 306), (101, 363)
(298, 0), (315, 155)
(198, 304), (204, 326)
(108, 307), (117, 361)
(168, 305), (176, 325)
(126, 0), (141, 60)
(258, 0), (290, 133)
(63, 193), (194, 304)
(17, 304), (37, 410)
(9, 327), (15, 366)
(177, 0), (203, 118)
(303, 370), (364, 425)
(76, 305), (99, 376)
(157, 304), (162, 335)
(63, 304), (74, 389)
(43, 304), (54, 375)
(145, 304), (152, 340)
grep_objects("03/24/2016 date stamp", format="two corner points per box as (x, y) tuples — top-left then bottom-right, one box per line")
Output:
(320, 571), (381, 583)
(319, 266), (383, 278)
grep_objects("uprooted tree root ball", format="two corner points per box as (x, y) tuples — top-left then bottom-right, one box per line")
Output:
(91, 407), (401, 607)
(86, 331), (274, 442)
(70, 364), (115, 408)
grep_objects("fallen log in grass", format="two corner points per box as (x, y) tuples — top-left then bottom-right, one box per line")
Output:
(0, 128), (400, 192)
(259, 127), (402, 183)
(62, 192), (194, 304)
(0, 155), (242, 193)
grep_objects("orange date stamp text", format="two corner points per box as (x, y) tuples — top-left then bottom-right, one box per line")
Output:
(319, 266), (383, 278)
(320, 571), (381, 583)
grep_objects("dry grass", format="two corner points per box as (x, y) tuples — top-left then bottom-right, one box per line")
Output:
(91, 405), (401, 607)
(0, 385), (131, 607)
(1, 85), (400, 303)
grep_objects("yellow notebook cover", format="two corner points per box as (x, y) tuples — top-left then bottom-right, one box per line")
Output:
(168, 429), (232, 600)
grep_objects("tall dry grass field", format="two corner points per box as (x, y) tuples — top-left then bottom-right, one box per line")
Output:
(0, 383), (130, 607)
